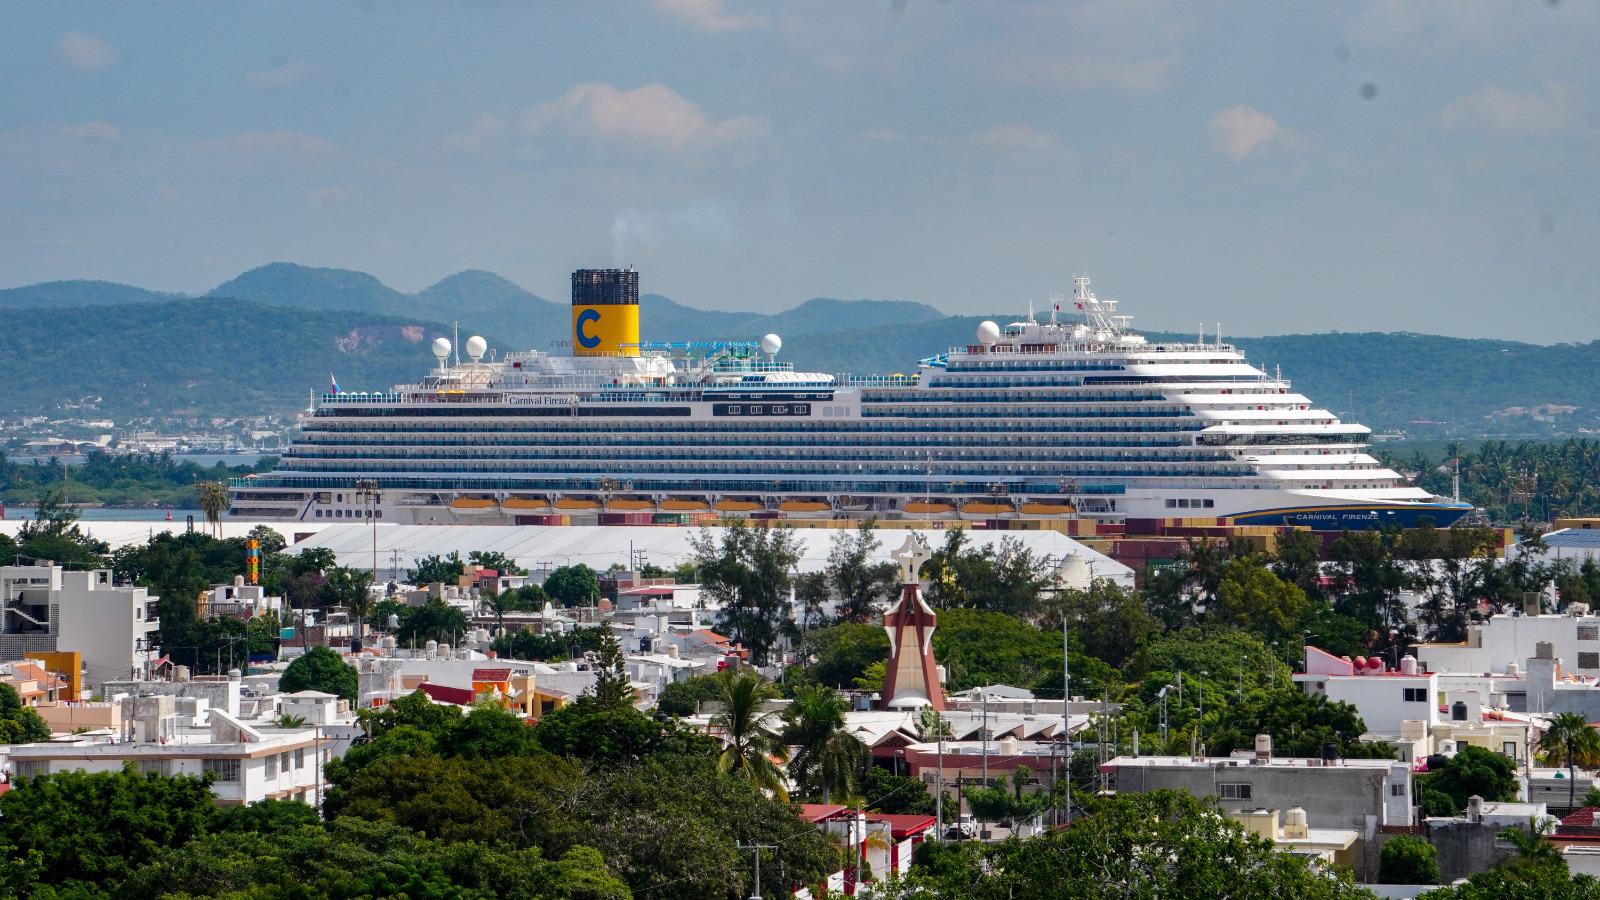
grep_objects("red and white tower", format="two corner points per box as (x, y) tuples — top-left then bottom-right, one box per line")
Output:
(881, 534), (945, 711)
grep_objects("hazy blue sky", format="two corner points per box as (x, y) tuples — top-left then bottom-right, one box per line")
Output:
(2, 1), (1596, 342)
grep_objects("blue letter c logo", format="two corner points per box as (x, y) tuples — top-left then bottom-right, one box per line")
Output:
(576, 309), (602, 348)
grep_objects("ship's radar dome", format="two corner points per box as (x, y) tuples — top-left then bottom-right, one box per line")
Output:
(760, 333), (783, 355)
(465, 335), (487, 361)
(976, 321), (1001, 345)
(432, 337), (452, 359)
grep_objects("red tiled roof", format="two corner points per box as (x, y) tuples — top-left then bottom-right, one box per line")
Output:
(692, 629), (730, 644)
(867, 813), (937, 839)
(418, 682), (476, 705)
(472, 668), (513, 682)
(797, 803), (849, 823)
(1562, 807), (1600, 827)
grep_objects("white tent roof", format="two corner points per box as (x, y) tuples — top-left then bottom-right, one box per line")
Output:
(288, 523), (1135, 584)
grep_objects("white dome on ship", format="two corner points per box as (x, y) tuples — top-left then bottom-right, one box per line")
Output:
(976, 321), (1001, 345)
(431, 337), (452, 358)
(465, 335), (487, 361)
(760, 333), (782, 355)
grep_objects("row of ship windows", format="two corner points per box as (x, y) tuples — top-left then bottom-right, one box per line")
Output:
(253, 476), (1146, 494)
(282, 448), (1249, 464)
(273, 461), (1260, 479)
(314, 508), (382, 519)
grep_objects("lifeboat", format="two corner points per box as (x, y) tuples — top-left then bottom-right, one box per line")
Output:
(778, 500), (832, 513)
(450, 497), (498, 514)
(502, 497), (549, 511)
(606, 498), (655, 511)
(554, 497), (601, 511)
(1020, 501), (1076, 516)
(714, 499), (764, 513)
(661, 499), (711, 512)
(906, 500), (956, 515)
(961, 501), (1014, 516)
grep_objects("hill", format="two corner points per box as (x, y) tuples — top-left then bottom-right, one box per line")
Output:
(2, 298), (460, 417)
(0, 279), (177, 308)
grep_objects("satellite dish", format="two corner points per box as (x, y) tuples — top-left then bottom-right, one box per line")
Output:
(760, 333), (782, 356)
(432, 337), (452, 366)
(976, 321), (1001, 345)
(465, 335), (487, 362)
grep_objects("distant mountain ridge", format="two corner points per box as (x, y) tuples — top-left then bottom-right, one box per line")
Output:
(4, 263), (1599, 435)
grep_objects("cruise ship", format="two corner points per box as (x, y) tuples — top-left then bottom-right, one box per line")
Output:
(228, 269), (1470, 530)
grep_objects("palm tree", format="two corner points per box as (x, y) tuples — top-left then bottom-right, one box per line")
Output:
(325, 566), (376, 647)
(783, 684), (868, 803)
(198, 481), (228, 538)
(713, 672), (789, 800)
(1537, 712), (1600, 811)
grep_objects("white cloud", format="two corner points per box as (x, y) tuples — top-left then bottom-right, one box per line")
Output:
(1208, 105), (1281, 161)
(1436, 82), (1579, 138)
(968, 123), (1055, 151)
(522, 82), (765, 151)
(55, 32), (118, 73)
(190, 131), (342, 169)
(650, 0), (767, 33)
(57, 122), (122, 143)
(611, 200), (738, 265)
(247, 61), (316, 87)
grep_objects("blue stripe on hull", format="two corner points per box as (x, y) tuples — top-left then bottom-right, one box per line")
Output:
(1230, 503), (1472, 530)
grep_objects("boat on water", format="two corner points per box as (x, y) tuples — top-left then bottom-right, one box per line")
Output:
(227, 269), (1469, 529)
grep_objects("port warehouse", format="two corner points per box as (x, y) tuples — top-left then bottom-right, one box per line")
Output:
(0, 519), (1136, 587)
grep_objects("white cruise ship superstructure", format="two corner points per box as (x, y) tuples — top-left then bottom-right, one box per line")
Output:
(228, 270), (1470, 530)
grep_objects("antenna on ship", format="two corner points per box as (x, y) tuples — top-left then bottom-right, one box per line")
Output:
(453, 322), (461, 368)
(1049, 291), (1065, 326)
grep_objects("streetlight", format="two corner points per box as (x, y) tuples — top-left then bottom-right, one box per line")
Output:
(1157, 685), (1172, 751)
(1197, 671), (1208, 743)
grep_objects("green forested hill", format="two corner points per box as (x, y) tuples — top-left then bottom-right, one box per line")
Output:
(0, 279), (177, 308)
(2, 297), (460, 417)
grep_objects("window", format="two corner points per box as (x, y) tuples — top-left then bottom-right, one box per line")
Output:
(12, 760), (48, 779)
(1502, 741), (1518, 759)
(203, 758), (241, 782)
(1165, 499), (1177, 508)
(1218, 783), (1252, 800)
(1390, 783), (1407, 797)
(265, 754), (278, 778)
(1203, 499), (1215, 508)
(1403, 688), (1428, 703)
(1580, 625), (1599, 641)
(295, 748), (305, 770)
(136, 759), (166, 776)
(1581, 652), (1600, 670)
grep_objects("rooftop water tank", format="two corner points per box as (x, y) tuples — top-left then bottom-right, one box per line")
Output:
(1400, 655), (1419, 675)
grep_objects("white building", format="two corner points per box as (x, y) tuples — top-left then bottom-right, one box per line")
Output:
(203, 576), (282, 619)
(0, 565), (160, 687)
(1418, 612), (1600, 681)
(4, 688), (357, 806)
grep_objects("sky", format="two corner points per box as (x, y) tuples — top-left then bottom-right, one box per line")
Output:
(2, 0), (1597, 343)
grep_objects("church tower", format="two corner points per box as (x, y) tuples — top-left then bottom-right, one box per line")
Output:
(880, 533), (945, 711)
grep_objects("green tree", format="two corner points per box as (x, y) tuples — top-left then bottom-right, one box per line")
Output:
(783, 684), (868, 803)
(888, 789), (1375, 899)
(15, 490), (109, 568)
(324, 565), (376, 644)
(407, 551), (466, 585)
(1419, 745), (1519, 815)
(1379, 834), (1441, 885)
(1212, 557), (1309, 640)
(588, 624), (634, 709)
(468, 550), (527, 576)
(543, 564), (601, 607)
(0, 683), (52, 744)
(197, 480), (228, 538)
(1539, 712), (1600, 811)
(691, 522), (800, 665)
(280, 645), (358, 702)
(0, 767), (214, 889)
(655, 673), (725, 717)
(1043, 578), (1158, 669)
(861, 765), (938, 815)
(394, 596), (470, 645)
(712, 672), (789, 800)
(799, 621), (890, 689)
(1271, 528), (1326, 600)
(827, 519), (898, 623)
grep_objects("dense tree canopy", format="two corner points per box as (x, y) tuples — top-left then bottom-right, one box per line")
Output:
(279, 645), (358, 702)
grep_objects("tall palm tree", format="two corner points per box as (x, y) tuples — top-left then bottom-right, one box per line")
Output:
(783, 684), (868, 803)
(713, 672), (789, 800)
(1537, 712), (1600, 811)
(198, 481), (228, 538)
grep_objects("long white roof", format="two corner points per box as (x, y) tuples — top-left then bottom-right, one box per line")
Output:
(289, 523), (1135, 584)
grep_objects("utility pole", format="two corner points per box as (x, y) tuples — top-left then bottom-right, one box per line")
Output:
(935, 710), (945, 839)
(1062, 612), (1071, 824)
(737, 842), (777, 900)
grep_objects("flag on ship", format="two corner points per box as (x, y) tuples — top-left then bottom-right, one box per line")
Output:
(330, 373), (341, 393)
